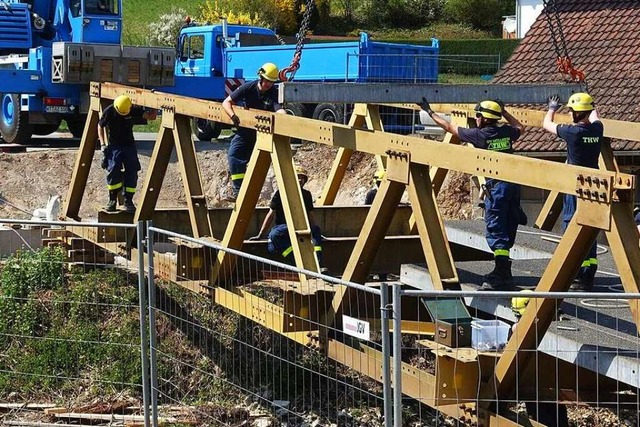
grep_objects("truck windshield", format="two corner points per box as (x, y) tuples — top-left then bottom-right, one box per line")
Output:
(83, 0), (118, 15)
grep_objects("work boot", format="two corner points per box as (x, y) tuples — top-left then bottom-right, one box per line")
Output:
(105, 190), (119, 212)
(569, 265), (595, 292)
(481, 256), (513, 291)
(123, 193), (136, 212)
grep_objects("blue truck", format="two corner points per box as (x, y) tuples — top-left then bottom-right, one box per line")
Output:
(0, 0), (174, 144)
(0, 1), (438, 144)
(168, 21), (439, 140)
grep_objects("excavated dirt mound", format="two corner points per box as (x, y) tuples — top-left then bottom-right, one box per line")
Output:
(0, 137), (473, 221)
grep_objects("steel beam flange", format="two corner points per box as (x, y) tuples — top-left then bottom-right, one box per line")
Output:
(255, 114), (274, 134)
(206, 104), (224, 122)
(575, 174), (612, 203)
(90, 82), (101, 98)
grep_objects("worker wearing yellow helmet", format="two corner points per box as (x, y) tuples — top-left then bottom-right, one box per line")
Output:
(97, 94), (157, 212)
(543, 93), (603, 291)
(364, 169), (385, 205)
(250, 164), (324, 270)
(511, 290), (534, 317)
(419, 97), (525, 290)
(221, 62), (286, 201)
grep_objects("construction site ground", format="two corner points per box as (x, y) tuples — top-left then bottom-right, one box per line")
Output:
(0, 132), (472, 221)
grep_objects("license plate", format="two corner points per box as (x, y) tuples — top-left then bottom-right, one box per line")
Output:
(45, 106), (69, 113)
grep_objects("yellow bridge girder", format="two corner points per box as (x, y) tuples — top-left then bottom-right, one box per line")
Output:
(63, 82), (640, 427)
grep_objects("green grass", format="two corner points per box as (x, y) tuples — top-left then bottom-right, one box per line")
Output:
(438, 73), (489, 84)
(122, 0), (204, 45)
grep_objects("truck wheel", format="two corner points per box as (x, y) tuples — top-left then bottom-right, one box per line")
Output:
(66, 117), (86, 138)
(0, 93), (32, 144)
(284, 103), (309, 118)
(312, 103), (344, 124)
(192, 118), (221, 141)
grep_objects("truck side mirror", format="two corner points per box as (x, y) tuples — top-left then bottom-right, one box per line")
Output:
(177, 33), (188, 62)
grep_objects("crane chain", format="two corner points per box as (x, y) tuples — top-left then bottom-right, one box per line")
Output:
(279, 0), (315, 81)
(542, 0), (587, 86)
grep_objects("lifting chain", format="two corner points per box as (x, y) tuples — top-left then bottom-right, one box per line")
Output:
(542, 0), (587, 87)
(278, 0), (315, 81)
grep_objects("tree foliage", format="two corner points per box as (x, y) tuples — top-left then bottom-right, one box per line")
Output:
(197, 0), (329, 36)
(146, 7), (189, 47)
(357, 0), (445, 29)
(444, 0), (515, 35)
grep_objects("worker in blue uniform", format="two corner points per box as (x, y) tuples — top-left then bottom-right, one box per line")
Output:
(250, 166), (323, 267)
(98, 94), (156, 212)
(543, 92), (603, 291)
(420, 98), (525, 290)
(364, 169), (385, 204)
(222, 62), (286, 201)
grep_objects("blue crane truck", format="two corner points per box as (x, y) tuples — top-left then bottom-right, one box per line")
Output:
(0, 0), (174, 144)
(167, 21), (439, 140)
(0, 1), (438, 144)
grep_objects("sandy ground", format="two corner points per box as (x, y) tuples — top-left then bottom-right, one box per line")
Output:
(0, 133), (472, 221)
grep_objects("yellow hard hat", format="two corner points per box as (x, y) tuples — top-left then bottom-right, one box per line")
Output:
(475, 100), (502, 120)
(511, 290), (533, 317)
(567, 92), (594, 112)
(257, 62), (279, 82)
(374, 170), (386, 181)
(295, 165), (308, 180)
(113, 95), (132, 116)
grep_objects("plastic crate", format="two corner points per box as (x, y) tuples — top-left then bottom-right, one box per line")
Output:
(471, 319), (510, 351)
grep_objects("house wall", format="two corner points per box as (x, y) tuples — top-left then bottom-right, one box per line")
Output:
(516, 0), (544, 38)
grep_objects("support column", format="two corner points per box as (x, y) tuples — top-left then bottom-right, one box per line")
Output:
(64, 95), (104, 219)
(407, 163), (459, 289)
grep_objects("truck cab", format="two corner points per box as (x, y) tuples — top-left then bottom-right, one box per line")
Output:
(66, 0), (122, 44)
(174, 23), (280, 99)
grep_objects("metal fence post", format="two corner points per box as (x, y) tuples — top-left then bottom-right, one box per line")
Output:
(392, 284), (402, 427)
(380, 283), (392, 427)
(146, 221), (159, 427)
(136, 221), (150, 427)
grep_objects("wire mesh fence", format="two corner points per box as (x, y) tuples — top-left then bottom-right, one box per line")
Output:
(395, 288), (640, 427)
(342, 53), (501, 135)
(1, 218), (639, 426)
(0, 219), (147, 425)
(147, 226), (388, 427)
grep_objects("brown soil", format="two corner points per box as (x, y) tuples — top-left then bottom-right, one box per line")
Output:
(0, 137), (473, 222)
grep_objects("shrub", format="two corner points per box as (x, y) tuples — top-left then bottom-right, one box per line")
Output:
(147, 7), (189, 47)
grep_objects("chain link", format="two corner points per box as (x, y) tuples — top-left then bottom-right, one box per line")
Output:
(542, 0), (587, 87)
(279, 0), (315, 81)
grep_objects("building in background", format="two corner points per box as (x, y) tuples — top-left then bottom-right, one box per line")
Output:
(516, 0), (544, 38)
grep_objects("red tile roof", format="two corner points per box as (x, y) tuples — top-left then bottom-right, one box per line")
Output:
(493, 0), (640, 152)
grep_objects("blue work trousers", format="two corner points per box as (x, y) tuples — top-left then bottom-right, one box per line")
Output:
(228, 131), (256, 192)
(484, 179), (521, 252)
(268, 223), (323, 265)
(106, 144), (140, 194)
(562, 194), (598, 274)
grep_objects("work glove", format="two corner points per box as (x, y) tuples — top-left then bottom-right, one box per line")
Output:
(100, 145), (109, 170)
(494, 98), (505, 111)
(419, 97), (434, 116)
(231, 114), (241, 127)
(547, 95), (562, 112)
